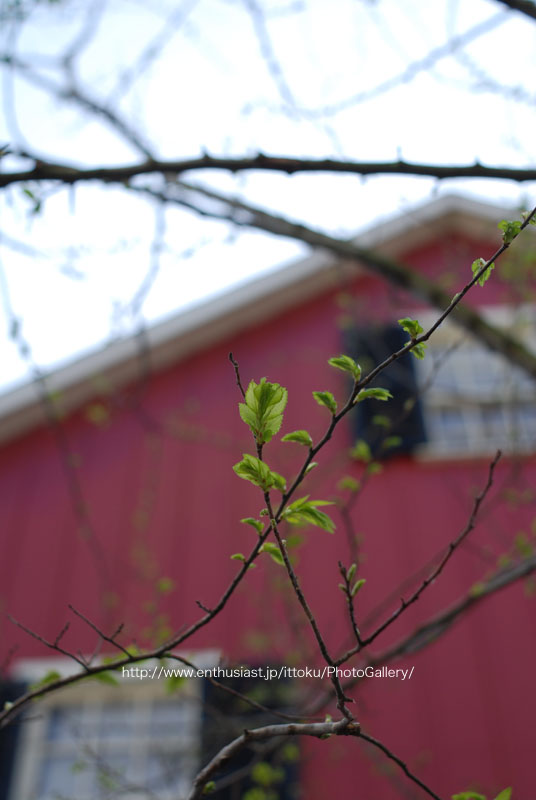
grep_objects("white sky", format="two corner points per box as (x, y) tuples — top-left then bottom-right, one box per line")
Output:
(0, 0), (535, 392)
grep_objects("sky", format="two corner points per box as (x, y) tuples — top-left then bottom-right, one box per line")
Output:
(0, 0), (535, 392)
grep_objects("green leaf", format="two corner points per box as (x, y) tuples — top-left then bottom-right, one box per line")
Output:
(312, 390), (337, 415)
(350, 439), (371, 463)
(493, 789), (512, 800)
(304, 462), (318, 475)
(398, 317), (424, 338)
(239, 378), (288, 445)
(233, 454), (281, 492)
(498, 218), (522, 245)
(337, 475), (360, 492)
(166, 673), (186, 693)
(366, 461), (383, 476)
(452, 793), (487, 800)
(241, 517), (264, 534)
(259, 542), (285, 566)
(372, 414), (390, 428)
(355, 387), (393, 403)
(202, 781), (216, 795)
(282, 496), (336, 534)
(471, 257), (495, 287)
(328, 355), (362, 381)
(156, 577), (175, 595)
(30, 670), (61, 690)
(411, 342), (427, 359)
(383, 436), (402, 450)
(92, 671), (119, 686)
(270, 470), (287, 492)
(347, 563), (357, 582)
(231, 553), (246, 562)
(282, 430), (313, 447)
(350, 578), (366, 597)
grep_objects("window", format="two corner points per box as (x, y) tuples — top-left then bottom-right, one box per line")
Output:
(5, 655), (299, 800)
(7, 655), (216, 800)
(347, 307), (536, 459)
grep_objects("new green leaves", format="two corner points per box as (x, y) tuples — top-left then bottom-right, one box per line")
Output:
(282, 495), (335, 534)
(471, 257), (495, 288)
(282, 430), (313, 447)
(313, 391), (337, 414)
(233, 454), (286, 492)
(498, 218), (521, 245)
(328, 355), (362, 381)
(398, 317), (427, 359)
(355, 387), (392, 403)
(239, 378), (288, 445)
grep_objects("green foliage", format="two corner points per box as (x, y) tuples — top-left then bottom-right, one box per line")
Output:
(91, 671), (119, 686)
(328, 354), (362, 381)
(282, 495), (335, 534)
(471, 258), (495, 287)
(494, 789), (512, 800)
(304, 461), (318, 475)
(350, 439), (372, 463)
(498, 218), (522, 245)
(372, 414), (390, 428)
(398, 317), (423, 338)
(282, 429), (313, 447)
(166, 673), (186, 693)
(233, 454), (286, 492)
(355, 387), (393, 403)
(383, 435), (402, 450)
(350, 578), (366, 597)
(251, 761), (285, 786)
(30, 670), (61, 691)
(312, 390), (337, 415)
(202, 781), (216, 795)
(398, 317), (426, 358)
(451, 791), (511, 800)
(239, 378), (288, 445)
(156, 577), (175, 595)
(231, 553), (246, 562)
(337, 475), (360, 492)
(259, 542), (285, 566)
(452, 793), (486, 800)
(241, 517), (264, 534)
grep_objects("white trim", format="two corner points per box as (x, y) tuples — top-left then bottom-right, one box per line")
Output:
(0, 194), (525, 445)
(8, 652), (219, 800)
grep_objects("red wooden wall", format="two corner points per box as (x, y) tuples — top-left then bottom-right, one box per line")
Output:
(1, 230), (535, 799)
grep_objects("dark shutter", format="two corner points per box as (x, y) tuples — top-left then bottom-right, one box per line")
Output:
(0, 681), (26, 800)
(346, 324), (427, 458)
(201, 671), (299, 799)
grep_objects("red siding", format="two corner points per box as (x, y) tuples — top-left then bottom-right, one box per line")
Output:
(1, 231), (535, 798)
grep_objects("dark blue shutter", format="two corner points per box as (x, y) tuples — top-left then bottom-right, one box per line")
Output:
(346, 324), (427, 458)
(0, 681), (26, 800)
(201, 671), (299, 799)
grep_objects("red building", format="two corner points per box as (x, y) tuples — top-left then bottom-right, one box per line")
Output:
(1, 195), (535, 800)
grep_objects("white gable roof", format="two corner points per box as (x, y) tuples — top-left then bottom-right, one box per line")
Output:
(0, 193), (516, 445)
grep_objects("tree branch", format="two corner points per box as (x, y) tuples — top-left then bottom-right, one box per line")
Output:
(3, 152), (536, 188)
(494, 0), (536, 21)
(141, 180), (536, 382)
(187, 718), (360, 800)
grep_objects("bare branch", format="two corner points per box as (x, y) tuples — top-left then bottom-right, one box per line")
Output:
(4, 152), (536, 187)
(359, 732), (443, 800)
(141, 181), (536, 382)
(187, 718), (361, 800)
(494, 0), (536, 21)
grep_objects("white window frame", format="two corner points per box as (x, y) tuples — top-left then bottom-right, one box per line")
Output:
(409, 304), (536, 459)
(8, 651), (219, 800)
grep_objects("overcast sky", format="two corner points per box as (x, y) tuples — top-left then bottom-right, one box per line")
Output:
(0, 0), (535, 391)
